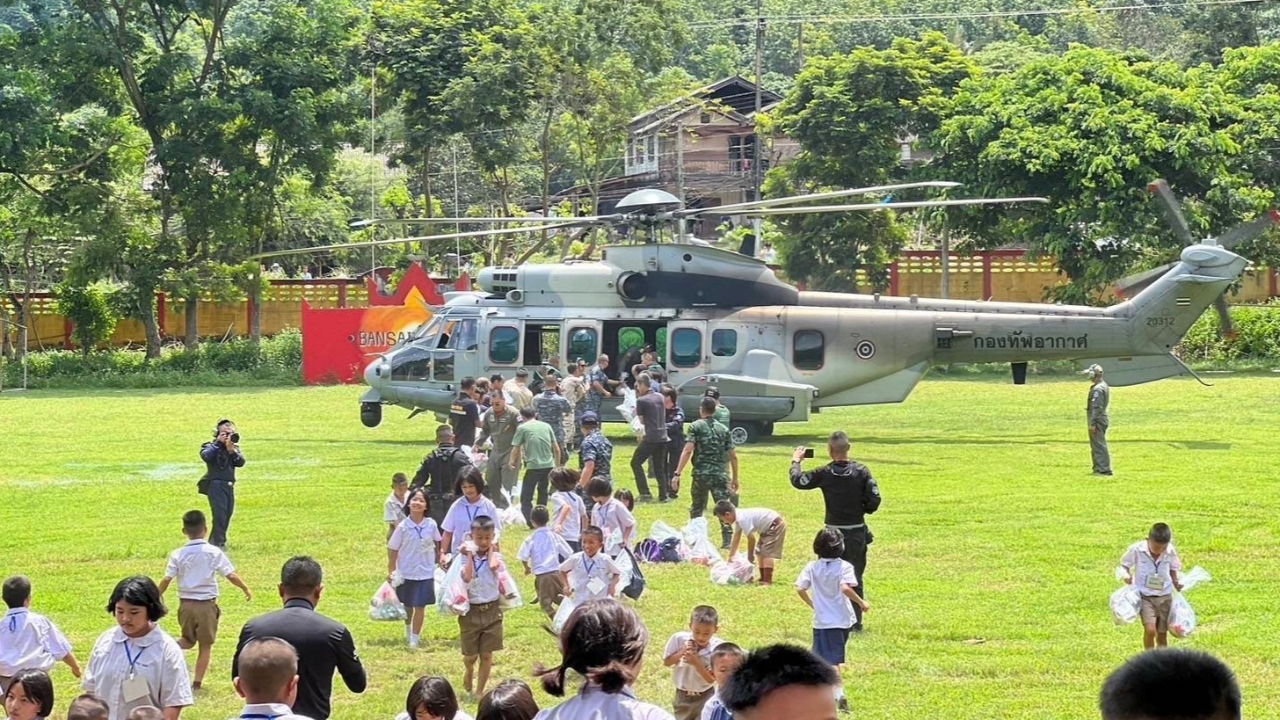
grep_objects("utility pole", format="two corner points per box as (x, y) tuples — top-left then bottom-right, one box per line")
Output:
(940, 212), (951, 299)
(751, 0), (764, 253)
(453, 145), (462, 265)
(369, 59), (377, 276)
(676, 123), (686, 243)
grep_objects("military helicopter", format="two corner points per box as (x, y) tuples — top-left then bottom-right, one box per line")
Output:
(253, 180), (1269, 444)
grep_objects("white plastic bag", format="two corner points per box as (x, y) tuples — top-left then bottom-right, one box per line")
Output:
(651, 520), (682, 543)
(499, 505), (526, 528)
(1170, 594), (1197, 638)
(619, 389), (638, 422)
(1110, 585), (1141, 625)
(1180, 566), (1212, 593)
(369, 581), (407, 621)
(710, 554), (755, 586)
(437, 555), (470, 617)
(552, 596), (577, 634)
(603, 527), (625, 557)
(629, 416), (645, 439)
(613, 544), (636, 596)
(682, 517), (722, 565)
(496, 558), (525, 612)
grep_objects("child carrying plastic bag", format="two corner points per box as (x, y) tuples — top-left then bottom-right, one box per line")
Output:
(369, 581), (408, 621)
(1170, 566), (1212, 638)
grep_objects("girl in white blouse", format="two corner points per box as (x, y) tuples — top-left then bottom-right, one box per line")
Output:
(534, 600), (674, 720)
(82, 577), (192, 720)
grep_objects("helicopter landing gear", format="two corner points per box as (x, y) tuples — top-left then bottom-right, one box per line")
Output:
(761, 422), (775, 437)
(360, 402), (383, 428)
(730, 421), (761, 446)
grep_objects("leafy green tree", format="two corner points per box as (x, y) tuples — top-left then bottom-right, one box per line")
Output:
(55, 279), (119, 356)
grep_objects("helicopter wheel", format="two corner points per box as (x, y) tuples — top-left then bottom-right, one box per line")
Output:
(730, 421), (760, 446)
(761, 422), (775, 437)
(360, 402), (383, 428)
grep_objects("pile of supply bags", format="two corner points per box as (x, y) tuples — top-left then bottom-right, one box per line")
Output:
(639, 518), (754, 586)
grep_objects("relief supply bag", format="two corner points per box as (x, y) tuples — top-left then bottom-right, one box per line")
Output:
(437, 554), (470, 617)
(369, 581), (407, 622)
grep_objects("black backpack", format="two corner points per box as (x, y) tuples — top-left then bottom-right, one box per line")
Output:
(658, 538), (683, 563)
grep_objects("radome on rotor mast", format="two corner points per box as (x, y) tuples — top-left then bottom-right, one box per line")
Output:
(250, 180), (1270, 443)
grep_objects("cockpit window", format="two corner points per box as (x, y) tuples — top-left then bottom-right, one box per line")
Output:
(389, 346), (432, 381)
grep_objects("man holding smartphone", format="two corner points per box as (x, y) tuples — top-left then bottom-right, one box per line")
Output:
(201, 418), (245, 549)
(790, 431), (881, 631)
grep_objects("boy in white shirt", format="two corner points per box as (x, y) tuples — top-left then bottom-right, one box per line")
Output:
(559, 527), (623, 602)
(795, 528), (870, 714)
(1120, 522), (1184, 650)
(700, 642), (744, 720)
(459, 516), (507, 698)
(662, 606), (723, 720)
(714, 502), (787, 585)
(549, 468), (588, 553)
(384, 473), (409, 540)
(587, 477), (636, 557)
(158, 510), (252, 690)
(518, 506), (573, 617)
(0, 576), (80, 694)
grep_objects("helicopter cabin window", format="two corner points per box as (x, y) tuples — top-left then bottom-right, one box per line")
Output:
(567, 327), (597, 363)
(489, 326), (520, 364)
(711, 329), (738, 357)
(793, 330), (824, 370)
(523, 323), (561, 366)
(671, 328), (702, 368)
(389, 346), (432, 382)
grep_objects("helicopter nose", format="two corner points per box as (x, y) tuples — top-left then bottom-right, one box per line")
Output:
(364, 359), (386, 387)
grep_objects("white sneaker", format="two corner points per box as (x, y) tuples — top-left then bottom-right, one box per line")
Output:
(409, 634), (420, 649)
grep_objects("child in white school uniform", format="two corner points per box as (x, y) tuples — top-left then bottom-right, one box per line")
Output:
(441, 467), (502, 566)
(699, 643), (744, 720)
(156, 510), (252, 691)
(587, 478), (636, 557)
(662, 606), (723, 720)
(518, 507), (574, 618)
(795, 528), (870, 714)
(549, 468), (588, 554)
(714, 503), (787, 585)
(559, 528), (623, 603)
(388, 488), (442, 649)
(384, 473), (409, 540)
(1, 577), (80, 695)
(459, 516), (509, 698)
(1120, 522), (1184, 651)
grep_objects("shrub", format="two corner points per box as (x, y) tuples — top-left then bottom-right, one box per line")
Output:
(1176, 303), (1280, 361)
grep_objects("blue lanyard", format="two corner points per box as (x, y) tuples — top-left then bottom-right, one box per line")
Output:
(410, 522), (430, 541)
(7, 609), (26, 632)
(472, 556), (487, 576)
(464, 502), (481, 524)
(583, 555), (597, 575)
(240, 715), (281, 719)
(123, 641), (145, 674)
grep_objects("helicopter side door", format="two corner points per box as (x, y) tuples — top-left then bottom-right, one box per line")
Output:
(564, 321), (602, 366)
(483, 318), (524, 375)
(666, 320), (708, 384)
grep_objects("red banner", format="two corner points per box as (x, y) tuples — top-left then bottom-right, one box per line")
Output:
(301, 264), (468, 384)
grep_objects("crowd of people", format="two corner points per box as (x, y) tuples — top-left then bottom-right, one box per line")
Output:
(0, 358), (1243, 720)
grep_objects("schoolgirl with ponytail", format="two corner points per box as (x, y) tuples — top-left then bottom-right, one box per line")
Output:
(533, 600), (675, 720)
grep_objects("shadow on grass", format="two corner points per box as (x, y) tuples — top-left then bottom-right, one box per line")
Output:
(364, 636), (459, 653)
(256, 437), (428, 447)
(752, 434), (1234, 452)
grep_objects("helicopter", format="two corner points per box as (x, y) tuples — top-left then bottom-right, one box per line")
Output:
(252, 180), (1270, 444)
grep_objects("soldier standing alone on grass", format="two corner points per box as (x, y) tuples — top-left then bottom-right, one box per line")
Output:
(1085, 364), (1113, 476)
(673, 397), (740, 541)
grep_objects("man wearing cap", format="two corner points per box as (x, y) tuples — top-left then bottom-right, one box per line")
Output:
(477, 392), (520, 507)
(534, 375), (573, 465)
(412, 425), (472, 524)
(577, 411), (613, 484)
(562, 360), (589, 448)
(1085, 364), (1112, 476)
(506, 368), (534, 411)
(705, 387), (730, 428)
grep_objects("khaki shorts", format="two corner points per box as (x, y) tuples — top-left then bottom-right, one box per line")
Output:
(755, 518), (787, 560)
(1140, 594), (1173, 632)
(672, 687), (714, 720)
(459, 600), (504, 656)
(535, 572), (565, 617)
(179, 599), (221, 646)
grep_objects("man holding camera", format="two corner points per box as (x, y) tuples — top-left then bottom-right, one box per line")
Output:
(200, 419), (245, 550)
(790, 431), (881, 631)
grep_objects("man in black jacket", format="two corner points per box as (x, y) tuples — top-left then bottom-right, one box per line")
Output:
(790, 431), (882, 631)
(412, 425), (473, 525)
(231, 557), (366, 720)
(200, 419), (244, 549)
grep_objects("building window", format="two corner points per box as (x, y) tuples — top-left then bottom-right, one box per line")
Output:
(793, 330), (824, 370)
(567, 327), (597, 363)
(711, 329), (738, 357)
(489, 326), (519, 364)
(671, 328), (702, 368)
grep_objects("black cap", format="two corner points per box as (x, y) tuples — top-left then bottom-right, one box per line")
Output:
(704, 386), (720, 399)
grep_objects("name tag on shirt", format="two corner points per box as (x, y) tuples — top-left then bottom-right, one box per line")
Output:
(587, 577), (606, 595)
(1145, 574), (1166, 591)
(122, 674), (151, 703)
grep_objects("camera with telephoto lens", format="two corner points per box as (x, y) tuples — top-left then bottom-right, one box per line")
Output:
(229, 432), (240, 444)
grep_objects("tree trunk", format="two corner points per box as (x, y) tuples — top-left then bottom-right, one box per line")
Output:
(250, 281), (262, 345)
(140, 294), (162, 360)
(184, 293), (199, 348)
(20, 229), (35, 357)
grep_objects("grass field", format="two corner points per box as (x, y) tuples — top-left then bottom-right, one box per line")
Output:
(3, 376), (1280, 720)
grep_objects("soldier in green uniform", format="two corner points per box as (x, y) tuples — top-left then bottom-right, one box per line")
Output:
(705, 386), (735, 547)
(672, 397), (740, 543)
(1084, 364), (1112, 475)
(706, 386), (730, 427)
(534, 375), (573, 465)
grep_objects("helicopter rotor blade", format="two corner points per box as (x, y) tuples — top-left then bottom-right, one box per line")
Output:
(739, 196), (1048, 217)
(1114, 261), (1177, 299)
(349, 216), (614, 228)
(1147, 180), (1197, 246)
(248, 220), (593, 261)
(1213, 210), (1280, 250)
(676, 181), (963, 217)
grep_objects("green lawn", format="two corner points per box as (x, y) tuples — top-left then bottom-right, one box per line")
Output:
(3, 376), (1279, 720)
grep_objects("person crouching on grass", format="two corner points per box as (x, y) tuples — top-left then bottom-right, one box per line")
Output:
(1120, 522), (1184, 650)
(795, 528), (870, 714)
(459, 516), (506, 698)
(387, 488), (442, 649)
(662, 606), (723, 720)
(714, 502), (786, 585)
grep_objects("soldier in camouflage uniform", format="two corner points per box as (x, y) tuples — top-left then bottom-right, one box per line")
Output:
(562, 359), (589, 449)
(673, 397), (739, 545)
(585, 354), (614, 418)
(577, 411), (613, 483)
(534, 375), (573, 465)
(705, 386), (736, 547)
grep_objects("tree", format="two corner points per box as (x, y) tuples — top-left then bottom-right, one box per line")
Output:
(767, 32), (975, 291)
(933, 45), (1264, 303)
(55, 279), (119, 356)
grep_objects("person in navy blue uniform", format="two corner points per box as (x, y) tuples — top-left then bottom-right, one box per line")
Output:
(200, 420), (244, 550)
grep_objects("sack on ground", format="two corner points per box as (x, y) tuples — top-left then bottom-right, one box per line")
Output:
(369, 581), (407, 622)
(437, 555), (470, 617)
(1170, 593), (1197, 638)
(650, 520), (681, 543)
(499, 505), (525, 528)
(710, 554), (755, 586)
(634, 539), (662, 563)
(658, 538), (684, 563)
(552, 596), (577, 634)
(682, 517), (722, 565)
(1110, 585), (1140, 625)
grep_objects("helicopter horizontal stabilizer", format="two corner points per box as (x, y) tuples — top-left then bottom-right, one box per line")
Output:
(1076, 354), (1194, 387)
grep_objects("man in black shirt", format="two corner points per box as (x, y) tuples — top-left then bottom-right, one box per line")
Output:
(413, 425), (472, 524)
(629, 373), (669, 502)
(790, 431), (881, 631)
(200, 419), (244, 549)
(451, 376), (481, 447)
(231, 557), (366, 720)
